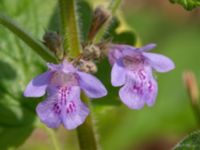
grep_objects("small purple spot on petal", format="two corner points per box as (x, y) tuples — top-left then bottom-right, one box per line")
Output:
(148, 81), (153, 92)
(66, 101), (76, 114)
(138, 69), (146, 80)
(52, 103), (61, 114)
(133, 84), (139, 93)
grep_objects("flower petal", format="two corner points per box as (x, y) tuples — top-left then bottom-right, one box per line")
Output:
(61, 86), (89, 130)
(111, 59), (126, 87)
(143, 52), (175, 72)
(108, 47), (123, 65)
(36, 97), (61, 128)
(24, 71), (53, 97)
(111, 44), (138, 52)
(47, 60), (76, 74)
(77, 71), (107, 98)
(62, 100), (89, 130)
(143, 77), (158, 106)
(121, 47), (138, 56)
(119, 82), (145, 109)
(47, 63), (62, 71)
(62, 60), (76, 73)
(111, 44), (156, 56)
(139, 43), (156, 52)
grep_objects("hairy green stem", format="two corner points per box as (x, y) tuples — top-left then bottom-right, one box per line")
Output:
(58, 0), (82, 58)
(77, 94), (98, 150)
(66, 0), (82, 57)
(108, 0), (122, 14)
(58, 0), (69, 51)
(94, 0), (122, 43)
(0, 13), (57, 63)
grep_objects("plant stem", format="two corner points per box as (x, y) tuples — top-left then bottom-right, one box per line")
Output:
(77, 94), (98, 150)
(58, 0), (82, 58)
(58, 0), (69, 51)
(66, 0), (82, 58)
(94, 0), (122, 43)
(108, 0), (122, 14)
(0, 13), (57, 63)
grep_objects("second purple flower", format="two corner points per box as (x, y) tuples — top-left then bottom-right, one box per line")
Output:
(108, 43), (175, 109)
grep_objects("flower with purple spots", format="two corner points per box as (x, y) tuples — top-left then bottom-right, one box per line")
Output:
(24, 60), (107, 130)
(108, 43), (175, 109)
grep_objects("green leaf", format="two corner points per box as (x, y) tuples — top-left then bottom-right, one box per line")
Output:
(0, 0), (57, 149)
(169, 0), (200, 10)
(104, 17), (137, 45)
(174, 131), (200, 150)
(0, 125), (35, 149)
(94, 59), (121, 106)
(0, 44), (39, 150)
(0, 13), (57, 63)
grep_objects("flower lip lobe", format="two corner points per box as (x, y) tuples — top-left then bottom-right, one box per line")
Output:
(36, 85), (89, 130)
(119, 82), (145, 109)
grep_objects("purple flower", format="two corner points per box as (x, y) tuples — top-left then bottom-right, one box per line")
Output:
(24, 60), (107, 130)
(108, 43), (175, 109)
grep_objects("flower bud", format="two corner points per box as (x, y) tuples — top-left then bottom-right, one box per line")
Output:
(88, 6), (111, 40)
(77, 59), (97, 73)
(83, 44), (101, 60)
(183, 71), (199, 106)
(43, 31), (63, 60)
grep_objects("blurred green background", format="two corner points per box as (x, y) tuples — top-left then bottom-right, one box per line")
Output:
(0, 0), (200, 150)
